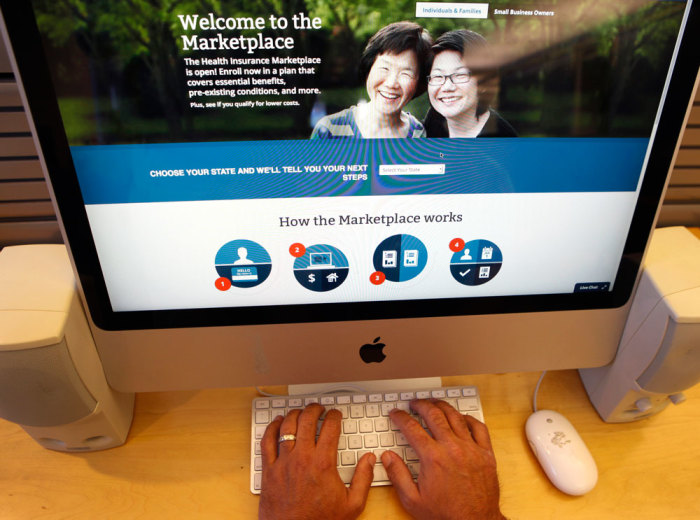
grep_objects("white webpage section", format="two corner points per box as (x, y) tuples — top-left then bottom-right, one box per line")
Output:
(85, 192), (637, 312)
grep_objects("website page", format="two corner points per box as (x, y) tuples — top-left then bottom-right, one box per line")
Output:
(31, 0), (687, 312)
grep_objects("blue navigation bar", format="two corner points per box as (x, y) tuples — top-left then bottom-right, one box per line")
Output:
(71, 137), (648, 205)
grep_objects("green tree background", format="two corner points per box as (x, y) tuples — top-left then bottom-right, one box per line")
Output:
(32, 0), (685, 143)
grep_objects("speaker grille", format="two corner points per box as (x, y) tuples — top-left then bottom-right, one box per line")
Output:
(0, 339), (97, 427)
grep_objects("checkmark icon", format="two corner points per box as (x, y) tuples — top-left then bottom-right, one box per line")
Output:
(459, 269), (471, 277)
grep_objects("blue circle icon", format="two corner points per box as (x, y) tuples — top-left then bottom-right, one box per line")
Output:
(450, 239), (502, 286)
(373, 234), (427, 282)
(293, 244), (349, 292)
(215, 239), (272, 288)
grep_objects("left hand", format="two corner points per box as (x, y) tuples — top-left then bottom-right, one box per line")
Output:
(258, 403), (376, 520)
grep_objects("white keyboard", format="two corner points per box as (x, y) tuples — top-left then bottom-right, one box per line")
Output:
(250, 385), (483, 494)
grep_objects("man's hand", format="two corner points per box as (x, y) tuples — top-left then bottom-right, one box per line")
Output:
(382, 399), (506, 520)
(259, 404), (375, 520)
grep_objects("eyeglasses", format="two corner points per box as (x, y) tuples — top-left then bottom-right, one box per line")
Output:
(427, 71), (471, 86)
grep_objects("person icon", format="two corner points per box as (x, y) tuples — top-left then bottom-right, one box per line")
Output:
(234, 247), (254, 265)
(461, 248), (472, 261)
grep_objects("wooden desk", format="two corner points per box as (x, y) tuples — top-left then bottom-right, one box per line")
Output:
(1, 370), (699, 519)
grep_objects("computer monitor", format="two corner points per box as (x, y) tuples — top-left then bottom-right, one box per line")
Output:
(1, 0), (696, 392)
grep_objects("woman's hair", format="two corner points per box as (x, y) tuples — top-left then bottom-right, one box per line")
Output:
(358, 21), (433, 98)
(431, 29), (495, 115)
(432, 29), (488, 63)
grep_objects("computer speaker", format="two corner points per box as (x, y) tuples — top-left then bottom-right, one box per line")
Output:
(580, 227), (700, 422)
(0, 244), (134, 451)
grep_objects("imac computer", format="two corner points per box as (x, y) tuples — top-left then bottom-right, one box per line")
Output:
(0, 0), (697, 392)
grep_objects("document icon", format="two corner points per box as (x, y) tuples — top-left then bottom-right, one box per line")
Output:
(404, 250), (419, 267)
(383, 250), (397, 268)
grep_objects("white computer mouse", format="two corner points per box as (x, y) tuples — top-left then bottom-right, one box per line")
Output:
(525, 410), (598, 496)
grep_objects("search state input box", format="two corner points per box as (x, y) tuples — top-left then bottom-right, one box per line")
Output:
(379, 164), (446, 176)
(416, 2), (489, 19)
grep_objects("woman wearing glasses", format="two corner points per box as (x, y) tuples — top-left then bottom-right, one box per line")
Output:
(311, 22), (432, 139)
(424, 30), (516, 138)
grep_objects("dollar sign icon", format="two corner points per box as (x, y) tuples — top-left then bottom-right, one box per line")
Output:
(308, 273), (316, 283)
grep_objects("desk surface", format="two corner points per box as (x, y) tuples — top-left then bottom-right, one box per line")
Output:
(1, 369), (699, 520)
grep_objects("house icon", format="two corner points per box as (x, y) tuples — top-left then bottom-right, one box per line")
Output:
(326, 272), (339, 283)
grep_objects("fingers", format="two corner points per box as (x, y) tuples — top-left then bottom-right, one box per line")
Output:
(317, 409), (342, 465)
(346, 452), (376, 514)
(261, 414), (283, 466)
(278, 408), (301, 454)
(464, 414), (494, 451)
(295, 404), (324, 449)
(389, 407), (434, 459)
(431, 400), (473, 442)
(409, 399), (456, 442)
(381, 450), (420, 508)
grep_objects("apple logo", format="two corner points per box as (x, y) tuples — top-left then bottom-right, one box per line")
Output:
(359, 337), (386, 363)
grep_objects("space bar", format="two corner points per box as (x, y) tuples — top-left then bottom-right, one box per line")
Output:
(338, 465), (390, 484)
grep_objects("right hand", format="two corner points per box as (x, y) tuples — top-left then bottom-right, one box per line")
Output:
(381, 399), (506, 520)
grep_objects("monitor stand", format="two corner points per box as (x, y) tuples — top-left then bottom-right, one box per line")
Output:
(288, 377), (442, 395)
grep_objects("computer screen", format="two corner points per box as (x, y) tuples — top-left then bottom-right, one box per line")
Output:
(1, 0), (696, 391)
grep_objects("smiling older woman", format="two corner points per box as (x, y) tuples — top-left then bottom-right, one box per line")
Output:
(311, 22), (432, 139)
(424, 30), (517, 138)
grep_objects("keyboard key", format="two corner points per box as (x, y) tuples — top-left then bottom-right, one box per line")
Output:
(381, 403), (395, 416)
(332, 405), (349, 418)
(373, 465), (389, 483)
(380, 433), (394, 447)
(340, 451), (356, 466)
(348, 435), (363, 449)
(458, 397), (479, 411)
(396, 432), (409, 446)
(396, 401), (410, 413)
(359, 419), (373, 433)
(375, 418), (389, 432)
(343, 419), (358, 434)
(405, 447), (419, 461)
(364, 434), (379, 448)
(381, 447), (403, 459)
(350, 405), (364, 418)
(357, 449), (371, 461)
